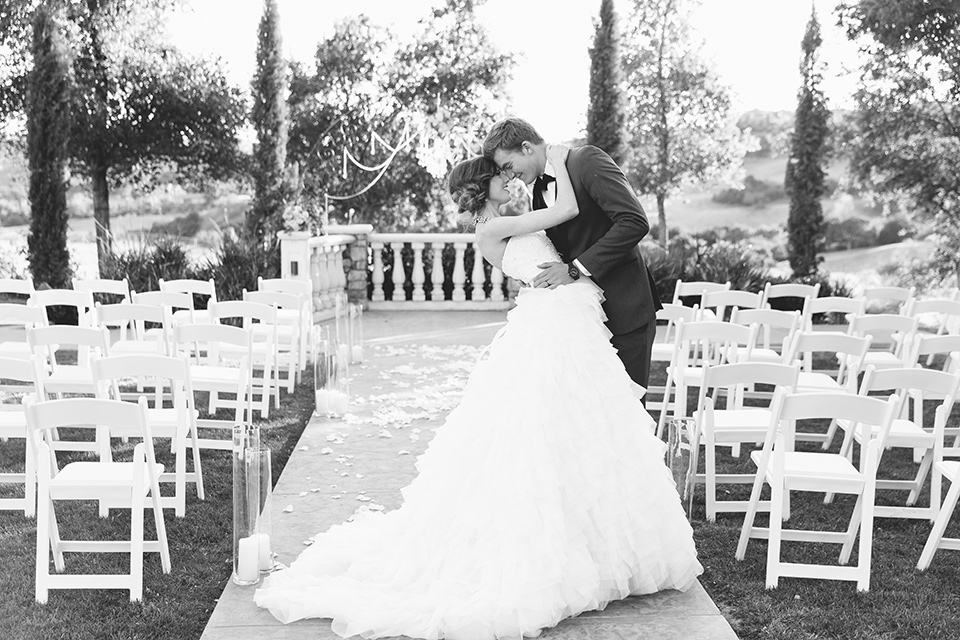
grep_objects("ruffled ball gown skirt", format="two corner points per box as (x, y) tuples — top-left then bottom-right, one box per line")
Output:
(254, 274), (704, 639)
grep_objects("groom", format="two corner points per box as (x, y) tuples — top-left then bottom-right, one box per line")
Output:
(482, 117), (662, 390)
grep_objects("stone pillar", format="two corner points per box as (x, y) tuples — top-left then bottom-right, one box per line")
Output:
(328, 223), (373, 308)
(278, 231), (312, 282)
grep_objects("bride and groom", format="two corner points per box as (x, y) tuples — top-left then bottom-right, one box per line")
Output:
(254, 117), (703, 639)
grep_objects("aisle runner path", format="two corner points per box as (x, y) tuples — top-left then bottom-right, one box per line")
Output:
(201, 311), (738, 640)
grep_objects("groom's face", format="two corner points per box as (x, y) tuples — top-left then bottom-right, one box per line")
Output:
(492, 142), (543, 186)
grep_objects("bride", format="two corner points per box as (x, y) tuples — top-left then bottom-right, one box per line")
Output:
(254, 144), (703, 639)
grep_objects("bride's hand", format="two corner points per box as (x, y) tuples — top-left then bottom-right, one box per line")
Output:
(546, 143), (569, 166)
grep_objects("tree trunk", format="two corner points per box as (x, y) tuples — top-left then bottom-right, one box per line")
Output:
(91, 160), (112, 276)
(657, 193), (668, 246)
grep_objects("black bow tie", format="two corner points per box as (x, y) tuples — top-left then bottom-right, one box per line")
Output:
(535, 174), (556, 192)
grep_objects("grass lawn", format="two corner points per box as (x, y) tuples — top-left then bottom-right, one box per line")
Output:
(646, 356), (960, 640)
(3, 346), (960, 640)
(0, 368), (315, 640)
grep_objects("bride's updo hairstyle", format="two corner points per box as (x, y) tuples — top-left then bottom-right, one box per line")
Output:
(447, 156), (499, 227)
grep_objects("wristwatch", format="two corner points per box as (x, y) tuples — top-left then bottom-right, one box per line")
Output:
(567, 263), (581, 281)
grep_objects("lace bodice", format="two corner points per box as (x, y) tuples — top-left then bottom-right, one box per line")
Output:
(500, 231), (563, 284)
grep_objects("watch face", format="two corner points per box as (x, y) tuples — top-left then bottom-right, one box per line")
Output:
(568, 264), (580, 280)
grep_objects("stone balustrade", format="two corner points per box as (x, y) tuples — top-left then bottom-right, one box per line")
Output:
(278, 225), (515, 321)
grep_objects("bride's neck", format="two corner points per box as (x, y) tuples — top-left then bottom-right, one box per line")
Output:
(482, 201), (500, 218)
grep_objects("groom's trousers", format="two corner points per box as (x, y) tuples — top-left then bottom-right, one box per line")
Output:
(611, 320), (658, 401)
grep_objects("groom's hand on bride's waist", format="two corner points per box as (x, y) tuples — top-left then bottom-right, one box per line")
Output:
(534, 262), (575, 289)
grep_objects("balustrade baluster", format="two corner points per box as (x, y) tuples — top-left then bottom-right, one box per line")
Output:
(371, 242), (385, 302)
(333, 244), (347, 298)
(490, 265), (504, 301)
(310, 245), (324, 313)
(452, 242), (467, 302)
(471, 244), (485, 301)
(430, 243), (445, 302)
(391, 243), (406, 302)
(412, 242), (426, 302)
(318, 246), (332, 310)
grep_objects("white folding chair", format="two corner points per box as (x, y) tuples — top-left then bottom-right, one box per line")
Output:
(95, 302), (168, 356)
(132, 290), (196, 350)
(671, 280), (730, 321)
(159, 278), (217, 324)
(736, 391), (899, 591)
(257, 277), (313, 375)
(26, 395), (171, 603)
(173, 323), (253, 451)
(905, 298), (960, 366)
(699, 289), (763, 322)
(832, 366), (960, 520)
(31, 288), (97, 328)
(691, 361), (800, 521)
(209, 300), (279, 418)
(781, 331), (872, 448)
(243, 289), (303, 392)
(909, 333), (960, 376)
(72, 278), (131, 327)
(0, 301), (45, 361)
(862, 285), (915, 314)
(761, 281), (820, 311)
(656, 319), (757, 438)
(27, 325), (111, 398)
(917, 405), (960, 570)
(0, 277), (35, 298)
(801, 295), (866, 332)
(93, 355), (205, 518)
(846, 313), (919, 371)
(0, 355), (45, 516)
(729, 307), (801, 365)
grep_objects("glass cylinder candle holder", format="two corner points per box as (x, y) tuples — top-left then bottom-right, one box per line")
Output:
(313, 325), (349, 418)
(347, 302), (364, 364)
(667, 417), (696, 521)
(232, 424), (273, 585)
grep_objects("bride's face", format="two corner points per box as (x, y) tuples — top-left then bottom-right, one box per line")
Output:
(492, 142), (542, 185)
(486, 174), (512, 205)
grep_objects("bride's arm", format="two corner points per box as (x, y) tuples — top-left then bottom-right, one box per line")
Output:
(484, 144), (578, 239)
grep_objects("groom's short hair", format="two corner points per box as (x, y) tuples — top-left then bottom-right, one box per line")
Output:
(482, 118), (544, 157)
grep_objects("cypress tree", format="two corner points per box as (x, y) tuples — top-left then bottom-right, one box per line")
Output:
(586, 0), (627, 165)
(785, 6), (830, 279)
(248, 0), (290, 242)
(26, 5), (72, 290)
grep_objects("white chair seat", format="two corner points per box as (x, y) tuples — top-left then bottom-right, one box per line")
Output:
(46, 367), (94, 387)
(752, 449), (864, 489)
(796, 371), (845, 392)
(0, 410), (26, 432)
(51, 461), (164, 493)
(711, 408), (772, 438)
(110, 340), (163, 356)
(837, 417), (936, 448)
(189, 365), (242, 385)
(146, 407), (200, 431)
(0, 342), (32, 359)
(938, 460), (960, 482)
(651, 343), (674, 361)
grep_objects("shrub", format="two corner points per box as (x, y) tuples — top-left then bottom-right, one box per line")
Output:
(712, 176), (786, 207)
(150, 211), (205, 238)
(103, 234), (197, 295)
(823, 216), (876, 251)
(195, 228), (279, 302)
(640, 241), (683, 304)
(876, 217), (912, 245)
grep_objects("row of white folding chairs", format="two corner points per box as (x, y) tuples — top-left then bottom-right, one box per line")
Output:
(17, 321), (255, 450)
(687, 358), (960, 590)
(0, 352), (220, 519)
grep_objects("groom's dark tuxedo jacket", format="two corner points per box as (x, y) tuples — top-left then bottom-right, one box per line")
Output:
(533, 145), (662, 336)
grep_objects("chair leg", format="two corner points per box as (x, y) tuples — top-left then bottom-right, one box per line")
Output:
(765, 457), (784, 589)
(25, 448), (36, 519)
(737, 465), (768, 560)
(656, 369), (675, 439)
(918, 478), (960, 571)
(150, 486), (172, 574)
(190, 426), (205, 501)
(130, 488), (145, 602)
(821, 418), (840, 451)
(840, 494), (863, 565)
(48, 501), (64, 571)
(35, 487), (50, 604)
(906, 452), (933, 507)
(175, 433), (186, 518)
(705, 437), (717, 522)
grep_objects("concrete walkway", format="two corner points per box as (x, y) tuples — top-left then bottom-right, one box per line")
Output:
(200, 310), (738, 640)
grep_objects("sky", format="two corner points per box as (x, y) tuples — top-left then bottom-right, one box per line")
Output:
(168, 0), (861, 142)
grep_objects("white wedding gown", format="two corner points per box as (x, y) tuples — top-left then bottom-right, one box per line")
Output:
(254, 231), (704, 639)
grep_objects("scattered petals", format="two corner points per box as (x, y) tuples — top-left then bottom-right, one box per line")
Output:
(398, 449), (410, 455)
(320, 447), (334, 455)
(298, 445), (309, 451)
(355, 473), (364, 478)
(298, 491), (308, 497)
(282, 505), (294, 513)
